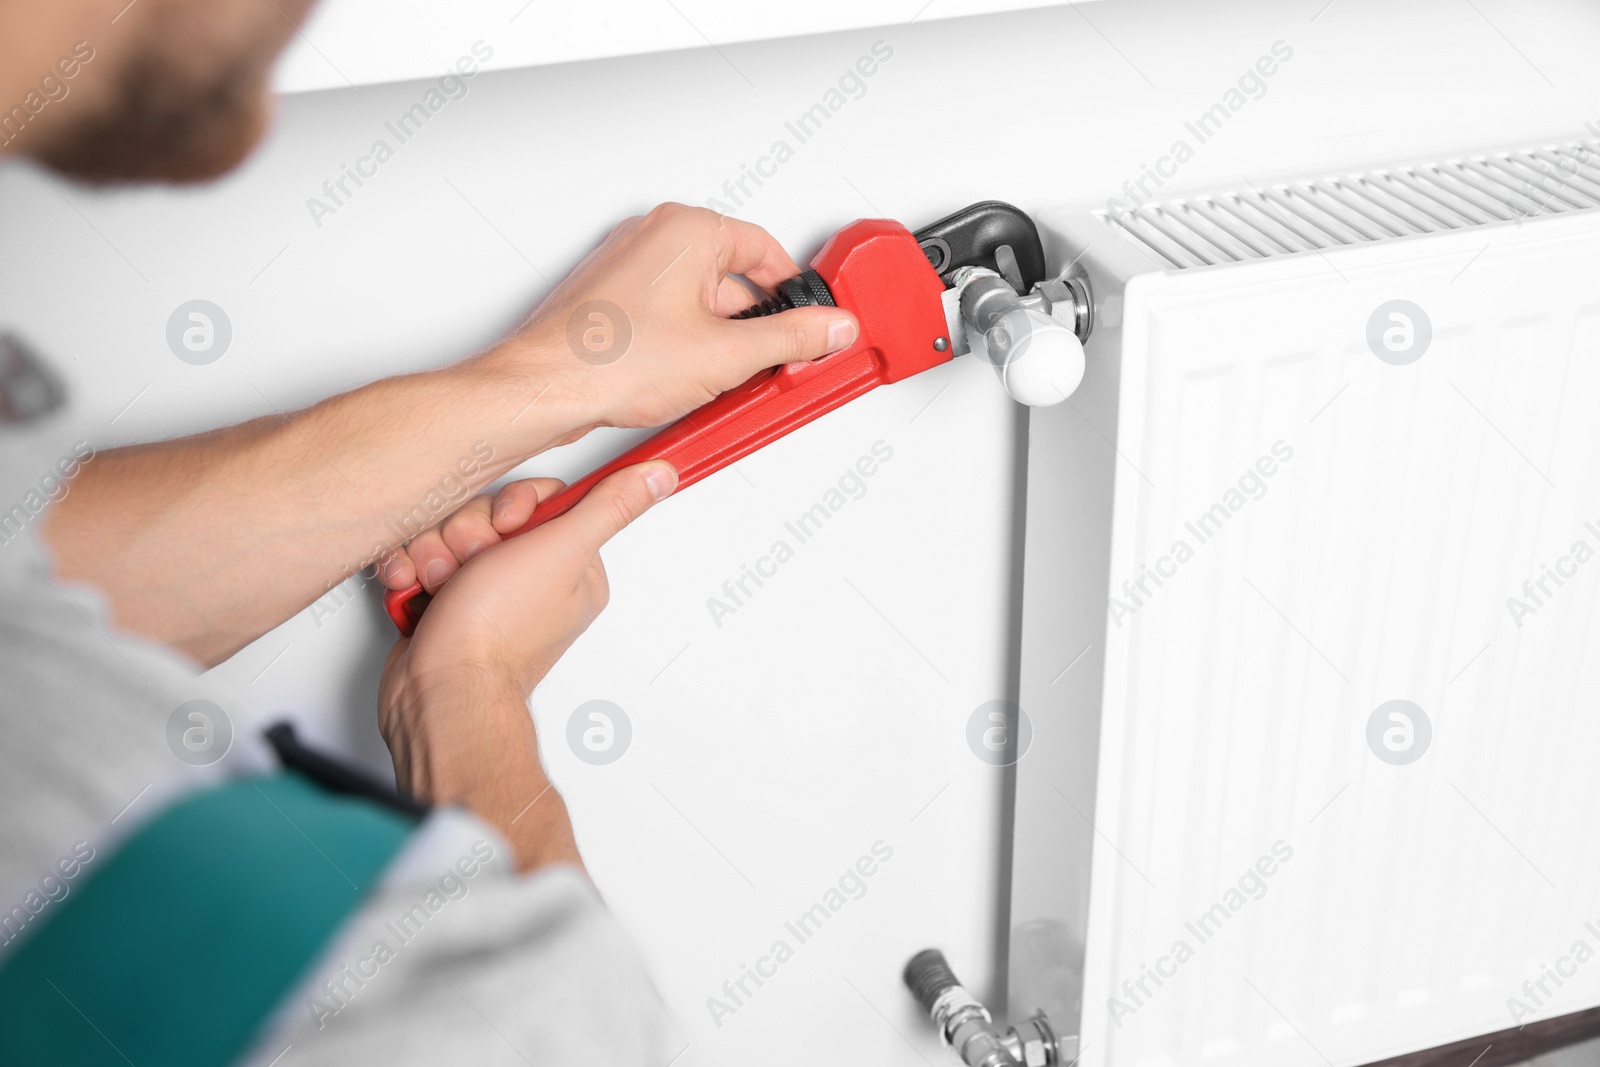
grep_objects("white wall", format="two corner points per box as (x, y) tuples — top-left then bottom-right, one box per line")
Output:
(274, 0), (1094, 91)
(0, 0), (1593, 1062)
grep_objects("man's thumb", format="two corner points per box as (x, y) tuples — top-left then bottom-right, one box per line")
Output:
(724, 305), (859, 368)
(563, 461), (678, 552)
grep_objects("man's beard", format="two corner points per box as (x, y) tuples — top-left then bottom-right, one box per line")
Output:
(34, 52), (270, 184)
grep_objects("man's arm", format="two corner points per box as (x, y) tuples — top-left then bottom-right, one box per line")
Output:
(45, 359), (580, 666)
(43, 206), (857, 665)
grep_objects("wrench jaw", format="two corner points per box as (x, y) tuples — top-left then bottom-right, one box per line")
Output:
(810, 218), (954, 385)
(914, 200), (1049, 291)
(386, 588), (430, 634)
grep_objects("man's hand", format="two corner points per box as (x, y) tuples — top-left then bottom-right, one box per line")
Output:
(46, 204), (847, 665)
(495, 203), (859, 430)
(376, 460), (677, 872)
(374, 478), (550, 595)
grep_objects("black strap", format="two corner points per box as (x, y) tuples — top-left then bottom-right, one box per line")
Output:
(264, 721), (428, 818)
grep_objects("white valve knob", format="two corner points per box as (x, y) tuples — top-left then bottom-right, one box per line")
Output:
(954, 268), (1089, 409)
(987, 306), (1085, 408)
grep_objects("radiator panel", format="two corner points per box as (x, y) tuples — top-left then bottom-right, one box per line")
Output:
(1012, 169), (1600, 1067)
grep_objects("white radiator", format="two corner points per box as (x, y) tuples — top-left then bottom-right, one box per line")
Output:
(1009, 139), (1600, 1067)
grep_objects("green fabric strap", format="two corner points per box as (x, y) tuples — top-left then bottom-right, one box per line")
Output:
(0, 771), (417, 1066)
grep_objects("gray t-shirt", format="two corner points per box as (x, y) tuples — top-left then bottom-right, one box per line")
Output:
(0, 369), (680, 1066)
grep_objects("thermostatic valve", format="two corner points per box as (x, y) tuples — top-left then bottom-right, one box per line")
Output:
(944, 267), (1090, 408)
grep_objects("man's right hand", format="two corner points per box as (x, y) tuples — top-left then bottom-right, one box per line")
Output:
(376, 460), (678, 872)
(488, 202), (860, 432)
(376, 477), (554, 595)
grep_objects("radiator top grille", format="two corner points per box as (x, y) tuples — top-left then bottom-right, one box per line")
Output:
(1099, 139), (1600, 270)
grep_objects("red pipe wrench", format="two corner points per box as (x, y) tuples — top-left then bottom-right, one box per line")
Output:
(385, 202), (1051, 635)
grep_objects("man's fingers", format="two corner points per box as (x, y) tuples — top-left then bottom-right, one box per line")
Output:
(715, 275), (759, 317)
(388, 478), (569, 594)
(556, 461), (678, 556)
(406, 528), (458, 594)
(705, 212), (802, 289)
(439, 497), (497, 566)
(377, 549), (415, 591)
(718, 304), (859, 369)
(491, 478), (562, 535)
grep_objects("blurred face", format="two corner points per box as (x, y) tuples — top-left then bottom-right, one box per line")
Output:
(28, 0), (318, 183)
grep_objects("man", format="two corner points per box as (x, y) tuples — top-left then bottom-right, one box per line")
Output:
(0, 1), (859, 1062)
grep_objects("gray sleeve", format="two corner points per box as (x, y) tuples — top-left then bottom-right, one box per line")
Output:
(242, 812), (684, 1067)
(0, 521), (251, 926)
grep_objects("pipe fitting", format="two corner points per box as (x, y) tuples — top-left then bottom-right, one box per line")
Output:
(905, 949), (1020, 1067)
(904, 950), (1075, 1067)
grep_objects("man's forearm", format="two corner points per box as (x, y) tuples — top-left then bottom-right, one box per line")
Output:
(45, 349), (592, 665)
